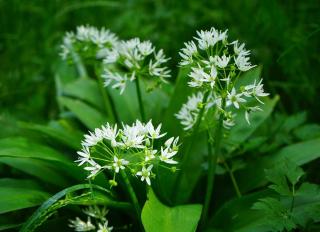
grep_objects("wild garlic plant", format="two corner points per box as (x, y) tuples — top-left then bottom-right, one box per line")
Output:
(69, 206), (113, 232)
(177, 27), (269, 130)
(175, 27), (269, 226)
(76, 120), (179, 220)
(60, 25), (118, 61)
(101, 38), (171, 121)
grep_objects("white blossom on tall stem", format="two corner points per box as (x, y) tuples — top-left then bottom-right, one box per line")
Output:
(60, 25), (118, 60)
(76, 120), (179, 186)
(101, 38), (171, 94)
(176, 26), (269, 130)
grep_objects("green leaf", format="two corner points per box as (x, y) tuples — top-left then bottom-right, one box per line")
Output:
(265, 160), (304, 196)
(236, 138), (320, 193)
(0, 137), (71, 163)
(226, 95), (279, 154)
(58, 96), (108, 129)
(0, 179), (50, 214)
(62, 78), (104, 111)
(208, 190), (275, 232)
(252, 197), (296, 232)
(163, 67), (192, 136)
(141, 189), (202, 232)
(20, 120), (83, 150)
(21, 184), (131, 232)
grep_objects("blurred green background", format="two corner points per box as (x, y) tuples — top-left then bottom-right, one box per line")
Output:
(1, 0), (319, 123)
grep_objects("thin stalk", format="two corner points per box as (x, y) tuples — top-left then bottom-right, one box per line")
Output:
(97, 72), (119, 124)
(120, 171), (143, 231)
(223, 162), (242, 198)
(135, 77), (146, 121)
(200, 99), (225, 227)
(172, 91), (210, 202)
(290, 185), (295, 212)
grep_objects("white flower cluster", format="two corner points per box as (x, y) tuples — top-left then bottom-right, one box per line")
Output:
(176, 27), (269, 130)
(102, 38), (171, 94)
(69, 206), (113, 232)
(60, 25), (118, 60)
(175, 92), (215, 130)
(76, 120), (179, 186)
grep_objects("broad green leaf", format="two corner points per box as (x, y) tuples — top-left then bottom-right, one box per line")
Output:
(58, 96), (108, 129)
(20, 120), (83, 150)
(0, 137), (71, 163)
(141, 189), (202, 232)
(0, 179), (50, 214)
(226, 95), (279, 154)
(236, 138), (320, 194)
(163, 67), (191, 136)
(62, 78), (104, 111)
(0, 157), (71, 186)
(207, 190), (275, 232)
(21, 184), (131, 232)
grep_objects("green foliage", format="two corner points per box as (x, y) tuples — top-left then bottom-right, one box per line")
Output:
(141, 189), (202, 232)
(0, 1), (320, 231)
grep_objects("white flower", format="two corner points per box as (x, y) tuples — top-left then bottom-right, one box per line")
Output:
(175, 92), (214, 130)
(84, 160), (102, 178)
(160, 147), (178, 164)
(245, 79), (269, 103)
(164, 137), (179, 150)
(231, 40), (250, 56)
(214, 54), (230, 68)
(97, 221), (113, 232)
(138, 41), (154, 56)
(113, 156), (129, 173)
(234, 54), (256, 72)
(76, 146), (91, 166)
(145, 121), (166, 139)
(195, 28), (219, 50)
(179, 41), (198, 66)
(83, 206), (109, 220)
(223, 117), (235, 129)
(120, 125), (145, 149)
(82, 129), (103, 147)
(102, 70), (128, 94)
(101, 123), (118, 146)
(69, 217), (95, 231)
(227, 88), (246, 109)
(145, 149), (157, 161)
(202, 56), (216, 69)
(102, 49), (119, 63)
(245, 106), (262, 125)
(136, 165), (153, 185)
(188, 66), (207, 88)
(204, 66), (218, 88)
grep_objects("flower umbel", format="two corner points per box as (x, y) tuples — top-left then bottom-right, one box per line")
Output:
(176, 27), (269, 130)
(76, 120), (179, 186)
(101, 38), (170, 94)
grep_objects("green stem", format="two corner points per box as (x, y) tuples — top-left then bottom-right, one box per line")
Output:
(135, 77), (146, 121)
(172, 91), (210, 202)
(223, 162), (242, 198)
(290, 184), (295, 213)
(97, 72), (118, 124)
(200, 99), (225, 228)
(120, 171), (143, 231)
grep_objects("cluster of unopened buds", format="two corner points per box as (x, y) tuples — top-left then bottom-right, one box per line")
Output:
(176, 27), (269, 130)
(76, 120), (179, 186)
(69, 206), (113, 232)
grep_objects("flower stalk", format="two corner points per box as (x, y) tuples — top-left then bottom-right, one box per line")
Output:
(135, 77), (146, 121)
(120, 170), (144, 231)
(201, 98), (225, 227)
